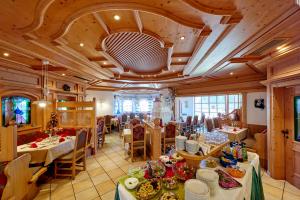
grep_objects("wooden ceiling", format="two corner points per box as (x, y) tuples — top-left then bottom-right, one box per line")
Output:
(0, 0), (300, 92)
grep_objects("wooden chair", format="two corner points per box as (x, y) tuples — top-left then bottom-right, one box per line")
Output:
(213, 117), (221, 129)
(54, 129), (88, 179)
(2, 153), (47, 200)
(131, 124), (146, 161)
(119, 114), (128, 136)
(97, 119), (105, 147)
(205, 118), (214, 132)
(162, 122), (177, 153)
(192, 115), (199, 132)
(104, 115), (112, 134)
(183, 116), (192, 132)
(138, 113), (144, 121)
(129, 113), (135, 120)
(130, 118), (141, 127)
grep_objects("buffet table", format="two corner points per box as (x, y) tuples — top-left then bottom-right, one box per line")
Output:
(116, 152), (262, 200)
(17, 136), (75, 166)
(216, 127), (247, 142)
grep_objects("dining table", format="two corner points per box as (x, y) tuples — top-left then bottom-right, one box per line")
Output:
(215, 127), (248, 142)
(17, 136), (76, 166)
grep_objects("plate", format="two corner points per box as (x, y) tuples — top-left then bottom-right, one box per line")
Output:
(124, 177), (139, 190)
(160, 192), (179, 200)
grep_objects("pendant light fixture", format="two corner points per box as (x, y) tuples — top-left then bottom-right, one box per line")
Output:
(33, 60), (52, 107)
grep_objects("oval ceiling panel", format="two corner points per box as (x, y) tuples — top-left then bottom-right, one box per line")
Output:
(104, 32), (168, 74)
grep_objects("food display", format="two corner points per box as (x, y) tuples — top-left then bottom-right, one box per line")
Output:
(215, 169), (242, 189)
(204, 159), (218, 168)
(128, 167), (145, 179)
(160, 156), (177, 168)
(159, 192), (179, 200)
(174, 162), (195, 181)
(146, 161), (166, 178)
(225, 167), (246, 178)
(162, 177), (178, 190)
(124, 177), (139, 190)
(172, 153), (184, 161)
(136, 179), (161, 200)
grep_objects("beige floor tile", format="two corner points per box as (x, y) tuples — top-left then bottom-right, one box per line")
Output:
(75, 187), (99, 200)
(95, 155), (109, 162)
(71, 171), (90, 184)
(86, 162), (101, 171)
(88, 166), (105, 177)
(72, 178), (93, 193)
(284, 181), (300, 196)
(102, 163), (119, 171)
(51, 186), (75, 200)
(263, 183), (284, 200)
(112, 175), (125, 184)
(262, 173), (285, 189)
(107, 168), (125, 179)
(283, 191), (300, 200)
(91, 173), (110, 185)
(100, 190), (116, 200)
(114, 159), (130, 167)
(120, 164), (130, 173)
(95, 180), (115, 195)
(34, 191), (50, 200)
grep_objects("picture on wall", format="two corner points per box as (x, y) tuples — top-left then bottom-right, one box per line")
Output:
(254, 98), (265, 109)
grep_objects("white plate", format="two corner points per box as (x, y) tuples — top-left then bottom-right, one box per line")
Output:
(124, 177), (139, 190)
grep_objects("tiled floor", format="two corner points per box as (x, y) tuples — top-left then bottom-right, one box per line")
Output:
(34, 132), (300, 200)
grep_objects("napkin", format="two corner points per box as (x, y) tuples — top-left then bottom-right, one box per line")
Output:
(30, 143), (38, 148)
(35, 138), (44, 142)
(59, 137), (65, 143)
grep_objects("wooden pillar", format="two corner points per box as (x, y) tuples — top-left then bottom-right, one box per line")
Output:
(241, 92), (247, 128)
(269, 87), (285, 179)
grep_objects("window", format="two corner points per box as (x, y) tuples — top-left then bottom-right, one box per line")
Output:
(193, 94), (242, 118)
(228, 94), (242, 113)
(194, 95), (226, 117)
(139, 99), (149, 112)
(2, 96), (31, 126)
(123, 100), (133, 112)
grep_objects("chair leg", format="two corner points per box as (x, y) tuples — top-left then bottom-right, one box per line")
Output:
(72, 162), (76, 180)
(83, 153), (87, 171)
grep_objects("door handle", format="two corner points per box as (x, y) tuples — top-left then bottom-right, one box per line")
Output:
(281, 129), (289, 139)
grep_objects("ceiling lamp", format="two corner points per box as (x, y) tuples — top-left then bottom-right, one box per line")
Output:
(62, 73), (66, 76)
(33, 60), (52, 107)
(178, 58), (182, 61)
(114, 15), (120, 21)
(3, 52), (9, 57)
(230, 72), (234, 75)
(79, 43), (84, 47)
(180, 36), (185, 40)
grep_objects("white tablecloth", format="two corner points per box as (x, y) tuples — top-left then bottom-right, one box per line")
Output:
(118, 152), (259, 200)
(216, 127), (248, 142)
(17, 136), (75, 166)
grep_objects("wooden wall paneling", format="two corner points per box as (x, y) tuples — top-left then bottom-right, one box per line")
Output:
(293, 142), (300, 187)
(284, 87), (295, 185)
(269, 87), (285, 179)
(241, 92), (247, 127)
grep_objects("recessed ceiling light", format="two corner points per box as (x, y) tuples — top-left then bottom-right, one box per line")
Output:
(114, 15), (120, 21)
(103, 61), (107, 65)
(3, 52), (9, 57)
(230, 72), (234, 75)
(277, 45), (288, 52)
(61, 73), (66, 76)
(172, 70), (175, 72)
(79, 43), (84, 47)
(178, 58), (182, 62)
(180, 36), (185, 40)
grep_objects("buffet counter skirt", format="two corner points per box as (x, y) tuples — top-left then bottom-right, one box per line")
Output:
(116, 152), (262, 200)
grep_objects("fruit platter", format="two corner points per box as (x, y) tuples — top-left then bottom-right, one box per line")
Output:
(136, 178), (162, 200)
(225, 167), (246, 178)
(159, 192), (179, 200)
(145, 161), (166, 178)
(174, 162), (196, 181)
(162, 177), (178, 190)
(159, 155), (177, 168)
(215, 169), (242, 189)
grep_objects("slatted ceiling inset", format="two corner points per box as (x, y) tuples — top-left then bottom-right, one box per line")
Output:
(212, 63), (256, 78)
(104, 32), (168, 74)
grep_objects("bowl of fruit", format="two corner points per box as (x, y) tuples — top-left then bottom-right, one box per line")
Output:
(174, 162), (196, 181)
(136, 178), (162, 200)
(162, 177), (178, 190)
(146, 161), (166, 178)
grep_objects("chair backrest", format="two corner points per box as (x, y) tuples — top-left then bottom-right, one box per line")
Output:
(205, 118), (214, 132)
(2, 153), (32, 200)
(97, 119), (105, 134)
(200, 114), (205, 124)
(131, 124), (145, 142)
(130, 118), (141, 127)
(213, 117), (221, 128)
(165, 122), (176, 138)
(186, 116), (192, 126)
(138, 113), (144, 121)
(129, 113), (135, 119)
(121, 114), (127, 123)
(73, 129), (88, 158)
(193, 116), (198, 125)
(104, 115), (112, 125)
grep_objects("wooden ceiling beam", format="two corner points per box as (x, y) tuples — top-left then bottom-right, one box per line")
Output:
(245, 63), (265, 75)
(172, 53), (193, 58)
(133, 10), (143, 33)
(88, 56), (107, 62)
(167, 43), (174, 70)
(31, 65), (67, 71)
(98, 50), (124, 73)
(101, 64), (116, 69)
(92, 12), (111, 35)
(171, 61), (188, 65)
(229, 55), (266, 63)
